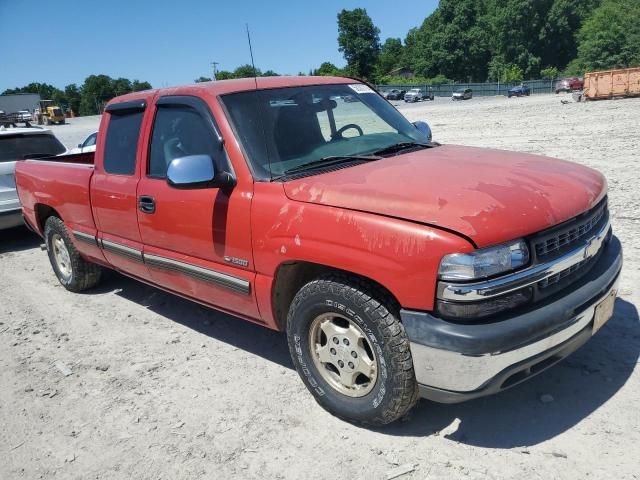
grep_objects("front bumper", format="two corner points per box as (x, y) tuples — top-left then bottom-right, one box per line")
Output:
(402, 235), (622, 403)
(0, 209), (24, 230)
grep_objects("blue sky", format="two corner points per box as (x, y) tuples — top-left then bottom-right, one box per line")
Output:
(0, 0), (438, 92)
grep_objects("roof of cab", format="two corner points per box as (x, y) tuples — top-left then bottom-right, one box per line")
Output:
(106, 76), (360, 107)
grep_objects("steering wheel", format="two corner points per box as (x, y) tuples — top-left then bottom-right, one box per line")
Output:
(331, 124), (363, 140)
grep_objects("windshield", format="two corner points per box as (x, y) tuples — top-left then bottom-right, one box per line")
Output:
(221, 83), (429, 180)
(0, 133), (66, 162)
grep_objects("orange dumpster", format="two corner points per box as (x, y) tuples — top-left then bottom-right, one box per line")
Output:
(583, 66), (640, 100)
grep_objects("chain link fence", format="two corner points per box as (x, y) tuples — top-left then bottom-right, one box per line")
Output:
(377, 79), (557, 97)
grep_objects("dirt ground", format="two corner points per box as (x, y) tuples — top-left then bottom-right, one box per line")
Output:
(1, 93), (639, 480)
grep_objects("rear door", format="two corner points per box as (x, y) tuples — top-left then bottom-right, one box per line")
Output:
(91, 100), (153, 280)
(136, 95), (259, 319)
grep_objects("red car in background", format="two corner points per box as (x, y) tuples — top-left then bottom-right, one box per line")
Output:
(555, 77), (584, 93)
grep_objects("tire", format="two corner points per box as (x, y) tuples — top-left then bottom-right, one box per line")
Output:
(286, 274), (418, 426)
(44, 216), (101, 292)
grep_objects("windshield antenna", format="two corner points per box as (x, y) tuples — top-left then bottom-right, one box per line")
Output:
(246, 24), (259, 90)
(245, 23), (272, 180)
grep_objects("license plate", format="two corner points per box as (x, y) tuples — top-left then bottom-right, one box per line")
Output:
(593, 290), (617, 334)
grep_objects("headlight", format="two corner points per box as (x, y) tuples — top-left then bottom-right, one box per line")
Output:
(438, 239), (529, 281)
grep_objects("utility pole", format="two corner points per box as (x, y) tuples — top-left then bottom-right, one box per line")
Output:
(211, 62), (219, 81)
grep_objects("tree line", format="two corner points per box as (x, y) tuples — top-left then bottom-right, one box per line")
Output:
(2, 75), (152, 116)
(328, 0), (640, 84)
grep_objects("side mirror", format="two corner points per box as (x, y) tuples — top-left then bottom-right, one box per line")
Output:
(77, 143), (82, 148)
(413, 121), (433, 143)
(166, 154), (235, 189)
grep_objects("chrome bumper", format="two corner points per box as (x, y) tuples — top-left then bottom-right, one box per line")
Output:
(402, 235), (622, 402)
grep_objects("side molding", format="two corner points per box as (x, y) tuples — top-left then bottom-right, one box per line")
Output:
(71, 232), (250, 295)
(144, 253), (250, 294)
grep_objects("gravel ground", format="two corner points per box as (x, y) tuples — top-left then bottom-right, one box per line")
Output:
(1, 93), (639, 480)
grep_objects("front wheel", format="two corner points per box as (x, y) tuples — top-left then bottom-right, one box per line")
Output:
(286, 275), (418, 426)
(44, 216), (102, 292)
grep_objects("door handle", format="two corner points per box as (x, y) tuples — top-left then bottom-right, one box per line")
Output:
(138, 195), (156, 214)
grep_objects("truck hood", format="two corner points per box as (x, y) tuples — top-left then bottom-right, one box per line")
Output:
(283, 145), (606, 247)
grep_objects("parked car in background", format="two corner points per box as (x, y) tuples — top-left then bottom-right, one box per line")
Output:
(69, 132), (98, 154)
(404, 88), (424, 103)
(508, 85), (531, 98)
(0, 126), (66, 230)
(15, 76), (622, 426)
(452, 88), (473, 100)
(383, 88), (406, 100)
(555, 77), (584, 94)
(18, 110), (32, 122)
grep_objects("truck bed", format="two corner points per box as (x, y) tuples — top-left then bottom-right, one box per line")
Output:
(15, 153), (96, 236)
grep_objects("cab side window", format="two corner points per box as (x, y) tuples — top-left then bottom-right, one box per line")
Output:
(148, 106), (218, 178)
(103, 111), (143, 175)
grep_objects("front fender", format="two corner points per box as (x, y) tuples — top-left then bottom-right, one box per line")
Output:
(252, 183), (474, 312)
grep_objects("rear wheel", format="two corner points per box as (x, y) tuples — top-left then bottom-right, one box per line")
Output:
(286, 275), (418, 426)
(44, 216), (101, 292)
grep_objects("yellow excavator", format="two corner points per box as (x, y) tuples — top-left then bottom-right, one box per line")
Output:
(36, 100), (65, 125)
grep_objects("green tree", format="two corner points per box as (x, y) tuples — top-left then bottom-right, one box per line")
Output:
(2, 82), (63, 99)
(194, 76), (212, 83)
(540, 66), (559, 79)
(503, 64), (525, 82)
(262, 70), (280, 77)
(112, 77), (132, 96)
(233, 64), (262, 78)
(64, 84), (81, 114)
(79, 75), (115, 115)
(539, 0), (600, 70)
(313, 62), (342, 76)
(375, 38), (403, 78)
(569, 0), (640, 73)
(131, 80), (152, 91)
(337, 8), (381, 79)
(215, 70), (235, 80)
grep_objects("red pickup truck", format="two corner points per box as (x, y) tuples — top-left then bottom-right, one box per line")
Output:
(16, 77), (622, 425)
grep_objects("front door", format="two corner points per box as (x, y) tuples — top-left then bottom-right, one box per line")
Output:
(136, 95), (259, 319)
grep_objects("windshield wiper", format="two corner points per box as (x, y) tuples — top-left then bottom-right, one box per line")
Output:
(282, 154), (381, 176)
(371, 142), (432, 156)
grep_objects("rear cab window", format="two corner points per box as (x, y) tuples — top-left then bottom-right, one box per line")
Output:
(103, 110), (144, 175)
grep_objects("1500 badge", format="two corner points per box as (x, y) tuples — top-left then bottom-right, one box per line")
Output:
(224, 256), (249, 267)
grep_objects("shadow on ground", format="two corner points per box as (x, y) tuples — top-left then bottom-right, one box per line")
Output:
(97, 270), (294, 370)
(0, 226), (41, 254)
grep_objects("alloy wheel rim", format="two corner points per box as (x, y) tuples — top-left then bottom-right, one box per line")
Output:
(51, 234), (72, 279)
(308, 312), (378, 397)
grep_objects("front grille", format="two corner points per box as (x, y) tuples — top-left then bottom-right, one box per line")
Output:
(533, 197), (608, 260)
(538, 258), (590, 289)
